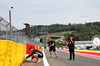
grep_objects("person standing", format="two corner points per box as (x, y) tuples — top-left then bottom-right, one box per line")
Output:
(47, 38), (58, 58)
(40, 38), (43, 46)
(68, 35), (75, 61)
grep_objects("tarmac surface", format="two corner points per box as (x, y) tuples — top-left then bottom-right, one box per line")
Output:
(21, 49), (100, 66)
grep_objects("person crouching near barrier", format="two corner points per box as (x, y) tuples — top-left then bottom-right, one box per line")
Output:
(25, 47), (43, 63)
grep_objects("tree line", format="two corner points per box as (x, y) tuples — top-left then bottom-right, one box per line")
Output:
(21, 22), (100, 41)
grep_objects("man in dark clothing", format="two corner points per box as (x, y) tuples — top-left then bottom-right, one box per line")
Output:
(40, 38), (43, 46)
(25, 47), (43, 63)
(47, 38), (58, 58)
(68, 35), (75, 61)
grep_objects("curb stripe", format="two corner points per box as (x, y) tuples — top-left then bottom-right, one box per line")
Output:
(57, 49), (100, 60)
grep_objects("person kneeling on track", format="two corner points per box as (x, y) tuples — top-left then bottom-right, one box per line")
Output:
(25, 47), (43, 63)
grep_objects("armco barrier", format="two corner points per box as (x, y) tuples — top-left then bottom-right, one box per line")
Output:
(0, 40), (26, 66)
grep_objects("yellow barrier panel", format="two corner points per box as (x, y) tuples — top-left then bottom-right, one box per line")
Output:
(38, 46), (39, 50)
(0, 40), (26, 66)
(18, 43), (26, 66)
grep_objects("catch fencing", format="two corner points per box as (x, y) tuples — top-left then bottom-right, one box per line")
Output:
(0, 17), (34, 44)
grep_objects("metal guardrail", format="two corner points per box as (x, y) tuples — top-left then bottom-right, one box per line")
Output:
(0, 17), (34, 44)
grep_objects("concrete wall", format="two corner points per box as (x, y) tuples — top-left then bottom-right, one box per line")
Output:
(0, 40), (43, 66)
(0, 40), (26, 66)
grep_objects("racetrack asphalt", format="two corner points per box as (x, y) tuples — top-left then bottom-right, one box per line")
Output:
(21, 49), (100, 66)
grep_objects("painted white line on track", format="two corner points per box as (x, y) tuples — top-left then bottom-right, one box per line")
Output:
(43, 49), (50, 66)
(57, 50), (100, 60)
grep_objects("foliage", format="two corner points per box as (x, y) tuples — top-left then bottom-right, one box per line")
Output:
(21, 22), (100, 41)
(55, 42), (64, 47)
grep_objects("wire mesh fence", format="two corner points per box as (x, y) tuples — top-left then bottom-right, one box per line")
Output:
(0, 17), (34, 44)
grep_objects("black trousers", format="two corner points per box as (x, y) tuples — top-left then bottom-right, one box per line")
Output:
(32, 54), (43, 59)
(69, 48), (75, 60)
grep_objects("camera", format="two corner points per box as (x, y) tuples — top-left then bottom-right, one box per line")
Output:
(11, 5), (13, 9)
